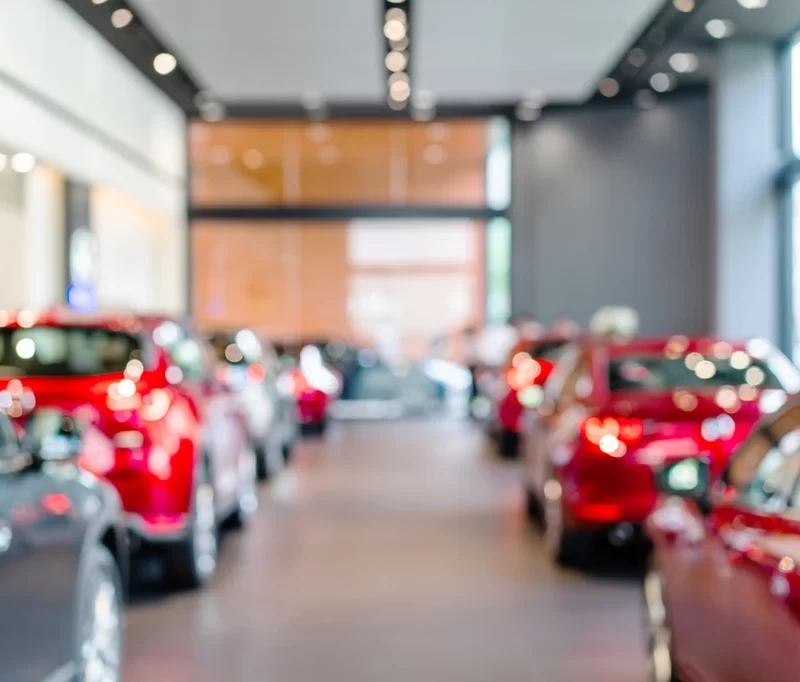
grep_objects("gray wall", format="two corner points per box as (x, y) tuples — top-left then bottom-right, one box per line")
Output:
(511, 95), (712, 335)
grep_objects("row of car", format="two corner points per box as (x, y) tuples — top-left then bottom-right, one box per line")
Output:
(486, 332), (800, 681)
(0, 308), (341, 682)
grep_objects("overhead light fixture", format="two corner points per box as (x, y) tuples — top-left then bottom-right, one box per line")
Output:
(737, 0), (768, 7)
(385, 50), (408, 72)
(650, 72), (674, 93)
(11, 153), (35, 173)
(634, 90), (658, 110)
(515, 102), (541, 122)
(199, 101), (226, 122)
(705, 19), (735, 39)
(384, 19), (407, 41)
(669, 52), (699, 73)
(111, 8), (133, 28)
(672, 0), (694, 11)
(153, 53), (177, 75)
(627, 48), (647, 68)
(387, 0), (406, 3)
(91, 0), (108, 4)
(385, 8), (407, 23)
(388, 71), (410, 87)
(599, 78), (620, 98)
(390, 36), (409, 51)
(389, 80), (411, 102)
(523, 90), (547, 108)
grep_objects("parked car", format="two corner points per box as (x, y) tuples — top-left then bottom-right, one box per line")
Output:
(521, 335), (800, 566)
(645, 395), (800, 682)
(0, 310), (257, 589)
(274, 340), (341, 434)
(208, 329), (297, 479)
(0, 407), (127, 682)
(491, 336), (574, 458)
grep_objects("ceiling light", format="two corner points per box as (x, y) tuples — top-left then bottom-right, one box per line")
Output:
(673, 0), (694, 11)
(515, 102), (541, 122)
(634, 90), (658, 110)
(242, 149), (263, 170)
(387, 0), (406, 3)
(599, 78), (620, 97)
(11, 153), (35, 173)
(423, 145), (447, 165)
(91, 0), (108, 4)
(706, 19), (735, 39)
(0, 154), (6, 171)
(669, 52), (699, 73)
(199, 101), (226, 122)
(523, 90), (547, 108)
(390, 36), (409, 51)
(738, 0), (768, 7)
(111, 8), (133, 28)
(389, 80), (411, 101)
(153, 53), (177, 75)
(385, 50), (408, 72)
(627, 48), (647, 68)
(384, 19), (407, 41)
(388, 71), (409, 87)
(650, 72), (674, 93)
(385, 8), (407, 23)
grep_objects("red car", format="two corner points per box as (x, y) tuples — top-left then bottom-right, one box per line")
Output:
(521, 335), (800, 566)
(645, 396), (800, 682)
(492, 336), (574, 458)
(0, 310), (257, 588)
(274, 341), (341, 434)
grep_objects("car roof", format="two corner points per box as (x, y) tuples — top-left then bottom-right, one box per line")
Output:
(0, 308), (180, 335)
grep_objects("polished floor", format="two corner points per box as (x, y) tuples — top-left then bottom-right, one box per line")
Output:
(124, 421), (647, 682)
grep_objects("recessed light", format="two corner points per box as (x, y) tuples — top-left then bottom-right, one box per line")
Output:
(515, 102), (541, 122)
(91, 0), (108, 4)
(705, 19), (735, 39)
(111, 8), (133, 28)
(673, 0), (694, 11)
(388, 71), (409, 87)
(11, 153), (35, 173)
(385, 8), (407, 23)
(153, 53), (177, 75)
(385, 50), (408, 72)
(627, 48), (647, 68)
(669, 52), (699, 73)
(737, 0), (768, 7)
(634, 90), (658, 110)
(389, 80), (411, 101)
(384, 19), (407, 41)
(650, 72), (674, 93)
(599, 78), (620, 98)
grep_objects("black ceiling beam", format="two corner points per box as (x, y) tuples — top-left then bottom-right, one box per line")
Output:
(59, 0), (203, 114)
(590, 0), (714, 102)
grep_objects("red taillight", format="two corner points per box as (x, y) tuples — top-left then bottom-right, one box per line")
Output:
(581, 416), (644, 457)
(247, 363), (267, 384)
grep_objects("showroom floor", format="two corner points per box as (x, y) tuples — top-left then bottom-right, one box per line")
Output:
(123, 421), (647, 682)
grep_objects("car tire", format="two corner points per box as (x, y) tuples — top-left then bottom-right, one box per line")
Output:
(228, 448), (258, 530)
(525, 488), (543, 524)
(643, 564), (682, 682)
(166, 472), (218, 590)
(497, 429), (520, 459)
(255, 435), (283, 481)
(544, 492), (592, 568)
(74, 545), (124, 682)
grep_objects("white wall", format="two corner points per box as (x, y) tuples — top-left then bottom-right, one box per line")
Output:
(0, 0), (187, 312)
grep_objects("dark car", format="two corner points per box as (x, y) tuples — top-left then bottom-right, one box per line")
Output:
(208, 329), (298, 479)
(0, 407), (127, 682)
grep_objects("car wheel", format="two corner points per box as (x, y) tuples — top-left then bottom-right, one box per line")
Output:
(544, 489), (592, 567)
(497, 429), (520, 459)
(166, 474), (218, 589)
(228, 448), (258, 529)
(75, 545), (124, 682)
(525, 487), (543, 523)
(255, 435), (284, 481)
(643, 564), (682, 682)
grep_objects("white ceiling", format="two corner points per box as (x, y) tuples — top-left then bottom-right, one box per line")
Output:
(131, 0), (664, 105)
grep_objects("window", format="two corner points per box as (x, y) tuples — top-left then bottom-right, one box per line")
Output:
(0, 327), (142, 378)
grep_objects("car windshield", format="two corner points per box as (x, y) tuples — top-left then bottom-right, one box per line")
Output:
(0, 326), (143, 378)
(608, 354), (782, 391)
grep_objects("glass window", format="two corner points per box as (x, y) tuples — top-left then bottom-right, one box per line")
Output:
(608, 355), (781, 391)
(190, 120), (488, 207)
(0, 327), (142, 377)
(486, 217), (511, 326)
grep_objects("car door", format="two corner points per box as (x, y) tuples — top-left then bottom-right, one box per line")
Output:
(0, 412), (87, 682)
(663, 406), (800, 682)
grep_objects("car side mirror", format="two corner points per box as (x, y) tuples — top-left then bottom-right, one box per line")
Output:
(655, 458), (712, 515)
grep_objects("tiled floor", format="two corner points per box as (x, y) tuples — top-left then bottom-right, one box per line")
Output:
(124, 421), (647, 682)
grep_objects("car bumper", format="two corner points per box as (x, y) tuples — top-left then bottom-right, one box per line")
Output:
(126, 512), (191, 544)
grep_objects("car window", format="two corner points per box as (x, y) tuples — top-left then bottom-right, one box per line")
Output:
(543, 344), (580, 403)
(153, 322), (208, 382)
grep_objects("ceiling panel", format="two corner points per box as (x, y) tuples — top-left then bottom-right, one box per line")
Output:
(414, 0), (665, 104)
(131, 0), (386, 101)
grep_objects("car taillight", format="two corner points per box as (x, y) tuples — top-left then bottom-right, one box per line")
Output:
(581, 416), (644, 457)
